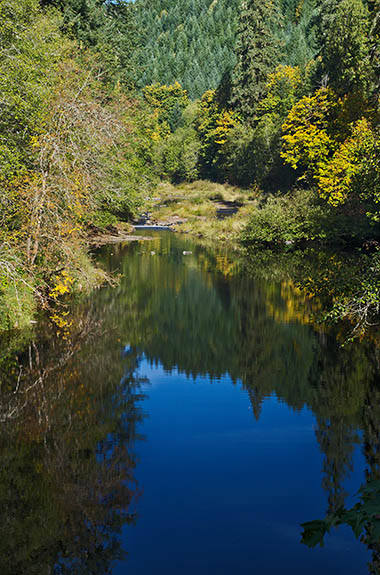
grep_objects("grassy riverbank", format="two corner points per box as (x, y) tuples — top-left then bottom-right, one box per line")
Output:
(142, 181), (256, 242)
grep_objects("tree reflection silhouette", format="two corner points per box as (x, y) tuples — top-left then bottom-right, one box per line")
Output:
(0, 304), (145, 575)
(103, 234), (380, 566)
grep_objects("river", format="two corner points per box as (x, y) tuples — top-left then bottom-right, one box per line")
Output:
(0, 231), (378, 574)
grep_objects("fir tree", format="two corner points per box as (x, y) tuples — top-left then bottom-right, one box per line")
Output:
(230, 0), (282, 120)
(321, 0), (373, 97)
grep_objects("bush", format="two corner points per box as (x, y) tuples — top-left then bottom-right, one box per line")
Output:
(242, 186), (380, 247)
(241, 188), (330, 247)
(156, 125), (200, 182)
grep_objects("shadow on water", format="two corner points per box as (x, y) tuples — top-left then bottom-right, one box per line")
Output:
(1, 231), (380, 573)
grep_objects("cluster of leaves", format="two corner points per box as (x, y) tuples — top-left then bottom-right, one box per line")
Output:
(301, 480), (380, 548)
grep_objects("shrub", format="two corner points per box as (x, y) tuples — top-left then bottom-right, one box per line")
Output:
(241, 189), (330, 246)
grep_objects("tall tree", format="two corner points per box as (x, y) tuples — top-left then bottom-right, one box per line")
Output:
(39, 0), (140, 87)
(230, 0), (282, 120)
(318, 0), (373, 97)
(368, 0), (380, 99)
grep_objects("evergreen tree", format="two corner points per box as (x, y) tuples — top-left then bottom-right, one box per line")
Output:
(280, 0), (319, 69)
(321, 0), (373, 97)
(368, 0), (380, 98)
(230, 0), (282, 120)
(39, 0), (140, 87)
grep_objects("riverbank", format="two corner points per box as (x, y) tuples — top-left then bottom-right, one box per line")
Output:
(136, 181), (256, 243)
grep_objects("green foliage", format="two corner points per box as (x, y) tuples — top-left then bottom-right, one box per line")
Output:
(196, 90), (238, 180)
(279, 0), (319, 69)
(302, 479), (380, 548)
(0, 248), (35, 330)
(225, 65), (304, 189)
(0, 0), (153, 330)
(39, 0), (141, 87)
(0, 0), (69, 181)
(321, 0), (373, 97)
(241, 188), (328, 246)
(134, 0), (321, 101)
(368, 0), (380, 98)
(143, 82), (189, 138)
(155, 106), (201, 182)
(257, 65), (303, 118)
(134, 0), (240, 99)
(230, 0), (282, 120)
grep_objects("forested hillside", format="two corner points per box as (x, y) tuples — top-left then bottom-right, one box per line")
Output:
(143, 0), (379, 231)
(135, 0), (240, 99)
(135, 0), (319, 98)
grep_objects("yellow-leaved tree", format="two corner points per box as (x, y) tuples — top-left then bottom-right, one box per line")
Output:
(281, 88), (339, 177)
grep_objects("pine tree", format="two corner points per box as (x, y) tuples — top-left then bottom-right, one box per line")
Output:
(368, 0), (380, 98)
(230, 0), (282, 120)
(321, 0), (372, 97)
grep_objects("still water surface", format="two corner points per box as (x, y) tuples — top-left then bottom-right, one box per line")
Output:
(1, 231), (379, 574)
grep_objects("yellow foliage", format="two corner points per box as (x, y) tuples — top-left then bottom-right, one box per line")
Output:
(317, 118), (378, 206)
(48, 270), (74, 300)
(143, 82), (189, 142)
(266, 65), (301, 93)
(281, 88), (338, 174)
(257, 65), (302, 119)
(197, 90), (238, 157)
(214, 111), (237, 145)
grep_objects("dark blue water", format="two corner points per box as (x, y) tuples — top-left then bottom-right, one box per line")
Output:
(1, 231), (378, 574)
(115, 364), (367, 574)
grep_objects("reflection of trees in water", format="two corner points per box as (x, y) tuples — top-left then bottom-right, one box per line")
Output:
(1, 233), (380, 572)
(101, 234), (380, 563)
(302, 380), (380, 573)
(361, 384), (380, 574)
(240, 245), (380, 569)
(0, 303), (145, 575)
(244, 246), (380, 341)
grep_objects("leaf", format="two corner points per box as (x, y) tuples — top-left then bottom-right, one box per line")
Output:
(300, 520), (329, 548)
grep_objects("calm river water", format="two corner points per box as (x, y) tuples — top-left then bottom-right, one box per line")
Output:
(1, 231), (379, 574)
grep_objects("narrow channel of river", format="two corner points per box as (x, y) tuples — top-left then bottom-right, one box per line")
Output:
(1, 231), (378, 574)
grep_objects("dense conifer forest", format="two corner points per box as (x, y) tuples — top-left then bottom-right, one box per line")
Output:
(135, 0), (240, 99)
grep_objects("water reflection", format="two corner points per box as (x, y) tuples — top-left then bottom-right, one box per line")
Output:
(0, 232), (379, 573)
(0, 306), (145, 574)
(99, 233), (380, 569)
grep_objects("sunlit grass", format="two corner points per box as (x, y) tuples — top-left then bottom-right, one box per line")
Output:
(148, 180), (257, 242)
